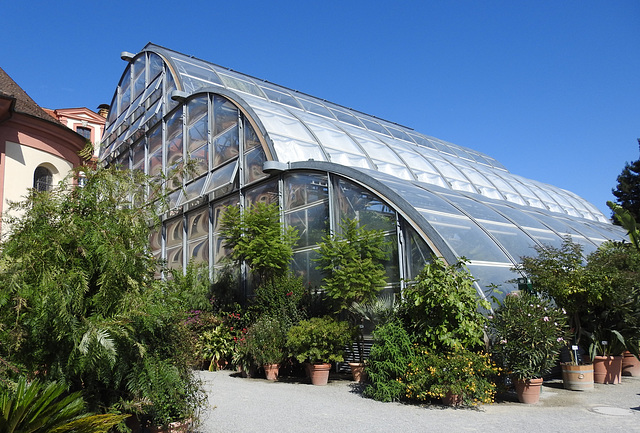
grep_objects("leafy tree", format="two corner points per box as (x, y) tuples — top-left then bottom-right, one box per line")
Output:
(220, 202), (298, 286)
(516, 237), (640, 358)
(401, 257), (489, 352)
(0, 166), (203, 425)
(612, 152), (640, 224)
(316, 218), (389, 312)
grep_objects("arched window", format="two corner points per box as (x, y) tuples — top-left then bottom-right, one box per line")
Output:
(33, 166), (53, 192)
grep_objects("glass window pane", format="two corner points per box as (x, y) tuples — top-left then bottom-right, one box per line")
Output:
(404, 223), (433, 281)
(284, 173), (329, 210)
(244, 119), (261, 150)
(336, 177), (395, 231)
(188, 115), (208, 153)
(292, 249), (324, 289)
(204, 161), (237, 195)
(286, 202), (330, 248)
(188, 145), (208, 178)
(166, 217), (183, 248)
(187, 96), (208, 127)
(244, 145), (267, 185)
(245, 180), (278, 208)
(213, 124), (239, 167)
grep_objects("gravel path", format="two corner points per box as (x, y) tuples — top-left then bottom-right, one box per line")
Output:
(194, 370), (640, 433)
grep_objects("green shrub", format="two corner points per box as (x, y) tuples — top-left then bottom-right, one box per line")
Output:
(363, 321), (414, 402)
(404, 346), (498, 406)
(246, 316), (288, 365)
(0, 167), (204, 425)
(401, 257), (489, 352)
(287, 317), (352, 364)
(489, 291), (568, 379)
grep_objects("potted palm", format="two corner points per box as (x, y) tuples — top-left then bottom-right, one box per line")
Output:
(286, 316), (352, 385)
(489, 291), (568, 403)
(245, 315), (287, 380)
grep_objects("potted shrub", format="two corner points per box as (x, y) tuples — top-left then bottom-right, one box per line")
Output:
(286, 317), (352, 385)
(587, 329), (626, 384)
(489, 291), (568, 403)
(245, 315), (287, 380)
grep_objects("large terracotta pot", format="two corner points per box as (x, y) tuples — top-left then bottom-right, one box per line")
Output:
(593, 355), (622, 384)
(348, 362), (367, 383)
(515, 377), (543, 404)
(622, 351), (640, 377)
(560, 363), (594, 391)
(263, 363), (279, 381)
(309, 362), (331, 385)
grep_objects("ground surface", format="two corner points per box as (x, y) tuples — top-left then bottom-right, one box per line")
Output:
(195, 369), (640, 433)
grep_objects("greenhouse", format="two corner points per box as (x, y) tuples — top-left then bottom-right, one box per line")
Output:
(99, 43), (626, 303)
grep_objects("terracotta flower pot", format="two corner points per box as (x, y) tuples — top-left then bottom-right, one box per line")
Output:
(308, 362), (331, 385)
(593, 355), (622, 384)
(348, 362), (367, 383)
(442, 391), (463, 407)
(560, 363), (594, 391)
(263, 363), (279, 381)
(515, 377), (543, 404)
(622, 351), (640, 377)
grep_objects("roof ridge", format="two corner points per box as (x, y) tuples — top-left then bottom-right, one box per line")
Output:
(0, 66), (61, 123)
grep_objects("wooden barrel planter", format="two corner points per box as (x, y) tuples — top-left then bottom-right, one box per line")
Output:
(561, 363), (594, 391)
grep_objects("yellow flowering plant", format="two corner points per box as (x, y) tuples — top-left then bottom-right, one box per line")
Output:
(403, 345), (499, 406)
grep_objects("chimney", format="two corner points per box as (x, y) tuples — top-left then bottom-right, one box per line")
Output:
(97, 104), (110, 118)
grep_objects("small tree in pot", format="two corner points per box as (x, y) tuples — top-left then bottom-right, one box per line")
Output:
(286, 317), (352, 385)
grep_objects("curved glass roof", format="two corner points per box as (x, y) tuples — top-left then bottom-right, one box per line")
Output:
(101, 43), (607, 224)
(99, 44), (627, 296)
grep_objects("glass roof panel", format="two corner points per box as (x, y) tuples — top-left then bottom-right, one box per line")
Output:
(216, 71), (264, 98)
(358, 117), (392, 136)
(259, 86), (303, 109)
(172, 58), (224, 93)
(327, 108), (365, 128)
(413, 171), (448, 189)
(296, 96), (336, 119)
(424, 212), (513, 263)
(385, 126), (414, 142)
(270, 134), (326, 162)
(370, 159), (414, 180)
(429, 159), (476, 193)
(251, 107), (316, 143)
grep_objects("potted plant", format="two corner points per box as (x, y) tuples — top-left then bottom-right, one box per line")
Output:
(559, 343), (594, 391)
(286, 316), (352, 385)
(195, 322), (234, 371)
(245, 315), (287, 380)
(404, 345), (499, 407)
(489, 291), (568, 403)
(587, 328), (626, 384)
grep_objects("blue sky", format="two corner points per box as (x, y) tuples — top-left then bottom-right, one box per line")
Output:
(2, 0), (638, 216)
